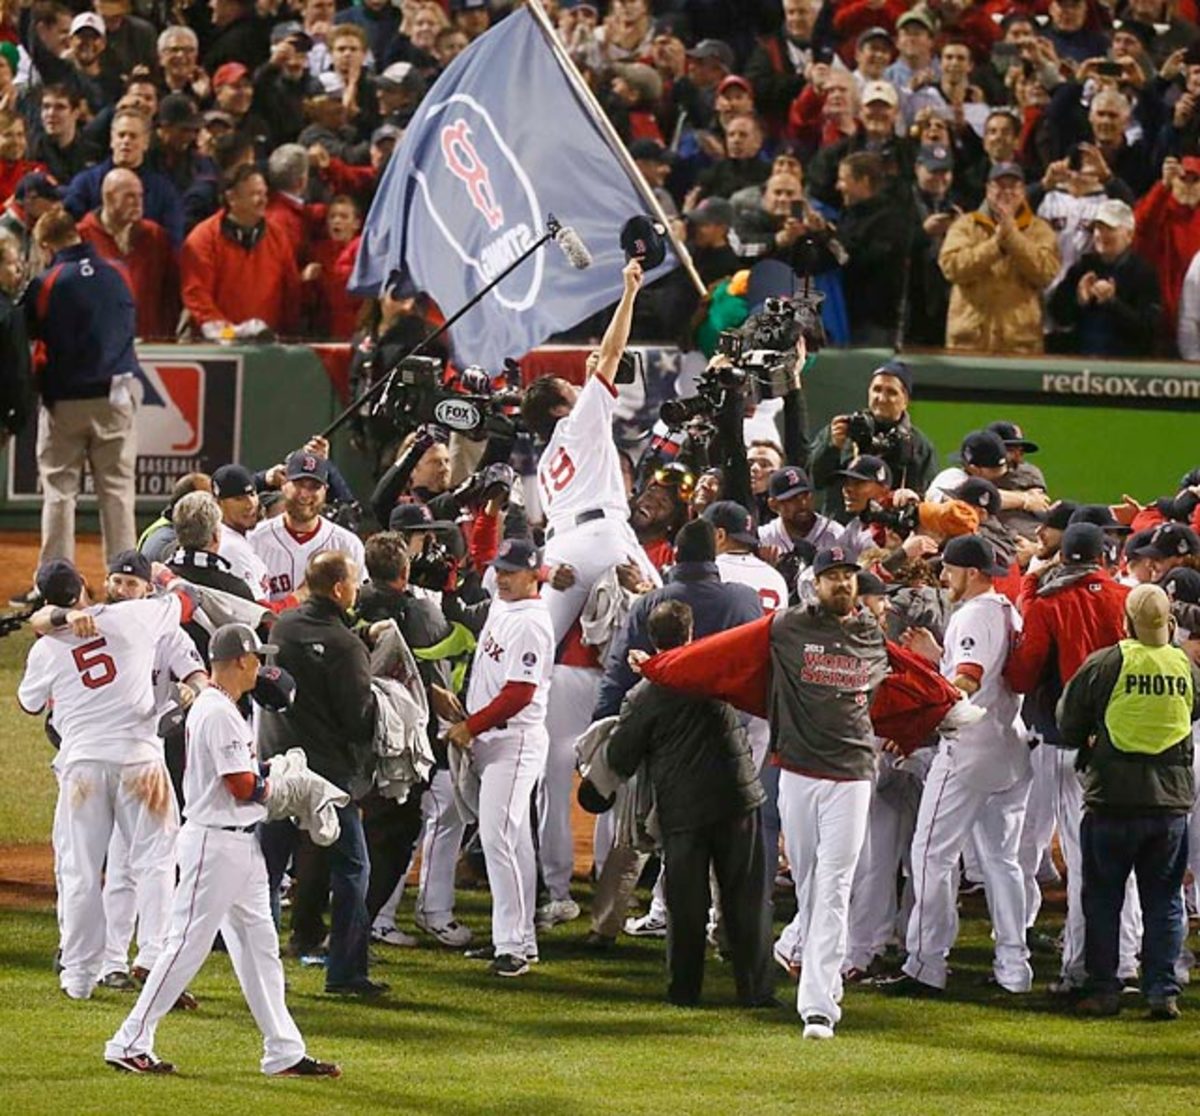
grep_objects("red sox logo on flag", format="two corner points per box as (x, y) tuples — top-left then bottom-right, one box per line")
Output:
(440, 119), (505, 231)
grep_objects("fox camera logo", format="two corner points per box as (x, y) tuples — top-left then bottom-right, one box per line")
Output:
(413, 93), (544, 311)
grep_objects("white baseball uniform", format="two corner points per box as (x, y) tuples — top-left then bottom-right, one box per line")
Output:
(249, 515), (366, 602)
(103, 627), (205, 977)
(19, 595), (184, 998)
(106, 686), (307, 1074)
(537, 375), (659, 643)
(901, 590), (1034, 992)
(757, 514), (845, 556)
(466, 595), (555, 959)
(219, 523), (271, 600)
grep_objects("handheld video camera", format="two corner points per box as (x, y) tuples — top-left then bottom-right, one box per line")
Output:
(375, 356), (523, 441)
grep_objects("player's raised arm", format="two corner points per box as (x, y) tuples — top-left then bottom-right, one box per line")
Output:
(592, 258), (644, 386)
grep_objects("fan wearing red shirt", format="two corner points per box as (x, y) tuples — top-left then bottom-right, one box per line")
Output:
(309, 195), (364, 340)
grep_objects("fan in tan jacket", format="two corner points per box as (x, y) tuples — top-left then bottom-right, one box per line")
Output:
(938, 162), (1060, 354)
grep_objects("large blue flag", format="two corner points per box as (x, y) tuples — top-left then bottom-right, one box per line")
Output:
(349, 7), (677, 370)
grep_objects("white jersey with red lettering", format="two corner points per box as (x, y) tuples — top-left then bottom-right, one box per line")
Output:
(466, 597), (555, 742)
(248, 515), (366, 601)
(182, 686), (267, 828)
(536, 376), (629, 533)
(716, 551), (790, 614)
(757, 514), (845, 555)
(18, 595), (183, 766)
(219, 523), (271, 600)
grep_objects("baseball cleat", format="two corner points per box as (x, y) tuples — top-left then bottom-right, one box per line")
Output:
(490, 953), (530, 978)
(464, 945), (495, 961)
(623, 912), (667, 938)
(172, 989), (199, 1011)
(873, 973), (943, 996)
(1148, 996), (1181, 1021)
(106, 1053), (177, 1075)
(802, 1014), (835, 1040)
(414, 916), (472, 948)
(535, 899), (581, 930)
(274, 1056), (343, 1077)
(773, 943), (801, 981)
(99, 971), (138, 991)
(325, 978), (389, 998)
(371, 925), (418, 948)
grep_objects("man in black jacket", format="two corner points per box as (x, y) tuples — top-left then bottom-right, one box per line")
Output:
(607, 600), (772, 1008)
(0, 228), (32, 445)
(265, 550), (383, 996)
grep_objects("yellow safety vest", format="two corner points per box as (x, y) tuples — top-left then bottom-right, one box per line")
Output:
(1103, 640), (1193, 756)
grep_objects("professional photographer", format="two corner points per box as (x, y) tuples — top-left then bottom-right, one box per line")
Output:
(371, 426), (456, 529)
(809, 359), (938, 520)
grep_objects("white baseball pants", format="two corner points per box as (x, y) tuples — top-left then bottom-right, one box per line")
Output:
(778, 770), (872, 1026)
(477, 728), (549, 957)
(106, 824), (306, 1074)
(1017, 742), (1058, 928)
(902, 750), (1033, 992)
(539, 665), (601, 902)
(55, 759), (177, 998)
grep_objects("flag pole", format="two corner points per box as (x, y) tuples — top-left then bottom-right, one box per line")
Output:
(524, 0), (707, 298)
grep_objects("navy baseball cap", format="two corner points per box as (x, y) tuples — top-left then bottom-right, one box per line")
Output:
(941, 534), (1008, 576)
(15, 171), (64, 203)
(857, 570), (888, 596)
(35, 559), (84, 607)
(211, 463), (256, 500)
(1069, 504), (1131, 534)
(270, 20), (312, 49)
(988, 161), (1025, 182)
(388, 502), (456, 532)
(836, 455), (893, 487)
(702, 500), (758, 546)
(813, 546), (860, 577)
(1036, 500), (1078, 530)
(250, 663), (296, 712)
(107, 549), (152, 582)
(1061, 523), (1106, 564)
(769, 466), (812, 500)
(987, 420), (1039, 453)
(916, 144), (953, 172)
(1133, 522), (1200, 560)
(959, 430), (1007, 469)
(491, 537), (540, 572)
(871, 358), (912, 396)
(947, 477), (1002, 515)
(1125, 528), (1155, 560)
(285, 450), (329, 484)
(209, 623), (278, 661)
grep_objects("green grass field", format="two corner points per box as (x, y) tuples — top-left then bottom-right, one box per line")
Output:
(2, 629), (1199, 1115)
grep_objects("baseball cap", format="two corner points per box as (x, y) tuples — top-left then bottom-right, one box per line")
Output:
(916, 144), (953, 172)
(211, 463), (256, 500)
(857, 27), (894, 49)
(1182, 155), (1200, 179)
(377, 61), (425, 91)
(250, 663), (297, 712)
(896, 10), (935, 31)
(941, 534), (1008, 576)
(491, 537), (540, 572)
(388, 501), (456, 532)
(270, 20), (313, 50)
(813, 546), (860, 577)
(285, 450), (329, 484)
(988, 161), (1025, 182)
(451, 0), (487, 10)
(960, 430), (1007, 469)
(1114, 18), (1156, 51)
(630, 138), (672, 163)
(107, 549), (152, 582)
(1125, 583), (1171, 647)
(1093, 198), (1135, 231)
(620, 215), (667, 269)
(371, 123), (402, 146)
(36, 559), (84, 607)
(946, 476), (1002, 515)
(871, 357), (912, 396)
(768, 466), (812, 501)
(577, 778), (616, 815)
(717, 74), (752, 96)
(1133, 522), (1200, 559)
(1060, 522), (1106, 564)
(684, 195), (734, 227)
(687, 39), (735, 71)
(203, 109), (235, 129)
(861, 80), (899, 107)
(1069, 504), (1132, 533)
(857, 570), (888, 596)
(703, 500), (758, 546)
(836, 455), (893, 487)
(212, 62), (250, 89)
(986, 420), (1038, 453)
(209, 623), (278, 661)
(70, 12), (106, 37)
(158, 93), (201, 129)
(14, 171), (63, 203)
(1036, 500), (1077, 530)
(1125, 527), (1155, 559)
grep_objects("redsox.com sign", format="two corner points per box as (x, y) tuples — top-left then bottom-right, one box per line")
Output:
(6, 352), (243, 505)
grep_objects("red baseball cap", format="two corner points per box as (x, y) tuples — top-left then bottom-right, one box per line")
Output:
(1182, 155), (1200, 177)
(717, 74), (752, 96)
(212, 62), (250, 89)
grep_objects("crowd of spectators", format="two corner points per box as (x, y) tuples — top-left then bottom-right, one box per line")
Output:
(3, 0), (1200, 357)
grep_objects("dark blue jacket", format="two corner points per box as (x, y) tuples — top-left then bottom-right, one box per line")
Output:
(63, 159), (184, 247)
(26, 243), (138, 404)
(593, 561), (763, 720)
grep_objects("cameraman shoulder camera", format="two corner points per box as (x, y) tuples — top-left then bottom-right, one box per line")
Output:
(810, 359), (938, 522)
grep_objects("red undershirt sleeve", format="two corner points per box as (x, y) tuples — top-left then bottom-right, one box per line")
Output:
(224, 772), (259, 800)
(465, 681), (537, 737)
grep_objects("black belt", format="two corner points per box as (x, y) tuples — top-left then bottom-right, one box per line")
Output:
(217, 823), (258, 833)
(546, 508), (608, 540)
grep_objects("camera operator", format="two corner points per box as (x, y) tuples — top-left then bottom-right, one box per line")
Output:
(370, 425), (455, 529)
(809, 359), (938, 520)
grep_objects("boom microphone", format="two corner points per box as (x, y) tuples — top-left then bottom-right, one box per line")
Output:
(553, 224), (593, 270)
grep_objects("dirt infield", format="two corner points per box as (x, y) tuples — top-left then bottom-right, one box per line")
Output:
(0, 844), (55, 910)
(0, 532), (107, 604)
